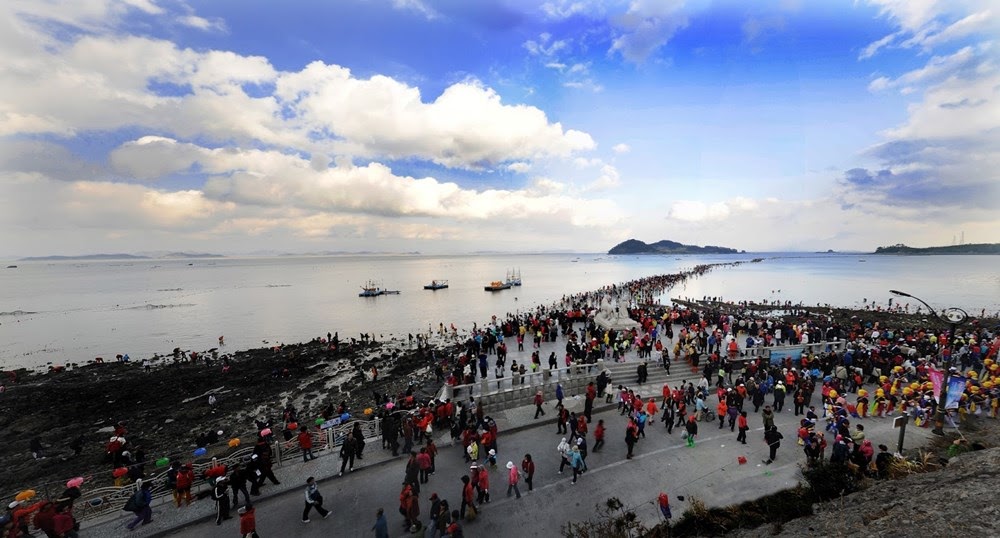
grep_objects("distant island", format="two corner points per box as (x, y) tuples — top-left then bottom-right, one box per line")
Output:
(608, 239), (740, 255)
(873, 243), (1000, 255)
(20, 252), (225, 261)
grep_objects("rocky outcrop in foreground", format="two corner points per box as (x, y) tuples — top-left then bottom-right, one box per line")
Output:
(734, 446), (1000, 537)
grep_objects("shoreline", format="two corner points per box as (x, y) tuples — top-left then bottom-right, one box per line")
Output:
(2, 261), (997, 510)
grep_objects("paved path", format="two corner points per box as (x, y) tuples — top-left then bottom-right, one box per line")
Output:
(80, 322), (930, 537)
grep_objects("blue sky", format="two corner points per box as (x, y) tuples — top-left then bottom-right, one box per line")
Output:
(0, 0), (996, 256)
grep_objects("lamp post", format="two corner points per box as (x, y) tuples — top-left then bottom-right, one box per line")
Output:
(889, 290), (968, 436)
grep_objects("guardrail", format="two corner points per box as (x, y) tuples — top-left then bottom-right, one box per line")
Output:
(5, 418), (383, 525)
(728, 340), (847, 363)
(439, 363), (602, 401)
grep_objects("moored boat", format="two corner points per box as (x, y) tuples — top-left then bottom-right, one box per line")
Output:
(424, 280), (449, 290)
(359, 280), (401, 297)
(484, 280), (511, 292)
(506, 268), (522, 286)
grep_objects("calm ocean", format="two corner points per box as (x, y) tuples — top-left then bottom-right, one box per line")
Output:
(1, 253), (997, 369)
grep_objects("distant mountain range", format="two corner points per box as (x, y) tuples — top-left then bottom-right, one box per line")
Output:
(608, 239), (740, 255)
(20, 252), (225, 261)
(873, 243), (1000, 255)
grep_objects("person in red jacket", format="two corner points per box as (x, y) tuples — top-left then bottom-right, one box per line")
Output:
(239, 506), (259, 538)
(175, 464), (194, 507)
(460, 475), (475, 519)
(736, 411), (749, 444)
(521, 454), (535, 491)
(297, 428), (315, 462)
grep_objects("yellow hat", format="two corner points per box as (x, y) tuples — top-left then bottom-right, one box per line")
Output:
(909, 382), (920, 390)
(879, 375), (888, 383)
(829, 390), (838, 398)
(876, 388), (885, 397)
(902, 387), (913, 396)
(857, 389), (868, 397)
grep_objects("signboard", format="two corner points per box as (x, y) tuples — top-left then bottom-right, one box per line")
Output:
(768, 349), (803, 366)
(893, 415), (907, 429)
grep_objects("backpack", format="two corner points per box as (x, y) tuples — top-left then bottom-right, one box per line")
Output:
(123, 490), (143, 512)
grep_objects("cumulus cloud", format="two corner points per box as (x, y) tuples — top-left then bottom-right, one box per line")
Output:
(841, 0), (1000, 233)
(612, 143), (630, 154)
(586, 165), (621, 191)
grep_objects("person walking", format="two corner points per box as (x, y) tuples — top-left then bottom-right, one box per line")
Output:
(238, 506), (260, 538)
(684, 415), (698, 448)
(736, 411), (749, 445)
(763, 425), (783, 465)
(459, 475), (475, 520)
(533, 390), (546, 419)
(229, 463), (252, 509)
(302, 477), (331, 523)
(213, 476), (232, 525)
(371, 507), (388, 538)
(505, 461), (522, 499)
(593, 420), (605, 452)
(625, 421), (638, 459)
(124, 481), (153, 530)
(521, 454), (535, 492)
(339, 434), (356, 476)
(569, 446), (584, 484)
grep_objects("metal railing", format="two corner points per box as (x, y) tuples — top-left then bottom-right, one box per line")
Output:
(5, 417), (383, 525)
(438, 363), (601, 401)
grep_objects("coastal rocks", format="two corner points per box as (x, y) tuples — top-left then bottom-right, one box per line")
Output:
(0, 336), (459, 492)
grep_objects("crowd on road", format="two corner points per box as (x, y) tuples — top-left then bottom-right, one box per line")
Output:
(4, 266), (999, 538)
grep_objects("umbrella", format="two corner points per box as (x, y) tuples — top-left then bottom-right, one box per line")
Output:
(112, 468), (128, 478)
(15, 490), (36, 502)
(66, 477), (85, 488)
(193, 447), (207, 456)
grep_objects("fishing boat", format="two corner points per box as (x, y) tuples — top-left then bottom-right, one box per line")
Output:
(506, 268), (522, 287)
(484, 280), (511, 292)
(359, 280), (401, 297)
(423, 280), (449, 290)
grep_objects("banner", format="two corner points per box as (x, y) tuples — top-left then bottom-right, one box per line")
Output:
(945, 376), (966, 410)
(927, 367), (944, 400)
(768, 349), (803, 366)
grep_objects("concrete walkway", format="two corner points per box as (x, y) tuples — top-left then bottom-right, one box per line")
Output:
(76, 324), (939, 538)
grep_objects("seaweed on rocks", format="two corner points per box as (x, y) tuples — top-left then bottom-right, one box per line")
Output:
(0, 336), (461, 495)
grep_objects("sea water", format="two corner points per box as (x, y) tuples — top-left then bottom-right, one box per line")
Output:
(0, 253), (996, 369)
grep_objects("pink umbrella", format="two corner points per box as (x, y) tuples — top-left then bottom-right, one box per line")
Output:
(385, 402), (395, 410)
(66, 477), (84, 488)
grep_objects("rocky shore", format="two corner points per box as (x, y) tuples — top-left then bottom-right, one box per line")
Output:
(0, 335), (459, 494)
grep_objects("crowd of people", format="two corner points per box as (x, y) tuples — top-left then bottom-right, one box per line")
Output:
(5, 266), (998, 538)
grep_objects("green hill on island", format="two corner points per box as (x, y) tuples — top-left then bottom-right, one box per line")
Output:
(874, 243), (1000, 255)
(608, 239), (740, 255)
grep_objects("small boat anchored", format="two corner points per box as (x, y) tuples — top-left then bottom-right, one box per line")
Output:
(423, 280), (449, 290)
(506, 268), (522, 287)
(359, 280), (400, 297)
(484, 280), (511, 292)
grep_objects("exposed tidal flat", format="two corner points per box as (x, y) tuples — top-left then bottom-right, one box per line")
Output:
(1, 253), (997, 370)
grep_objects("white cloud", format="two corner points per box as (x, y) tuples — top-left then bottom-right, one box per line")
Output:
(610, 0), (688, 64)
(507, 162), (532, 173)
(867, 45), (979, 93)
(523, 33), (569, 57)
(391, 0), (438, 20)
(587, 164), (621, 191)
(860, 1), (997, 58)
(612, 143), (630, 154)
(178, 14), (225, 31)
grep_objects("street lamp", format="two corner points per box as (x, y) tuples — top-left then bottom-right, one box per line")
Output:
(889, 289), (969, 436)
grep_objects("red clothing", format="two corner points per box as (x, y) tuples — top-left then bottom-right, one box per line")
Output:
(594, 423), (605, 440)
(176, 468), (194, 489)
(416, 452), (432, 470)
(239, 507), (257, 534)
(297, 431), (313, 449)
(463, 482), (475, 503)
